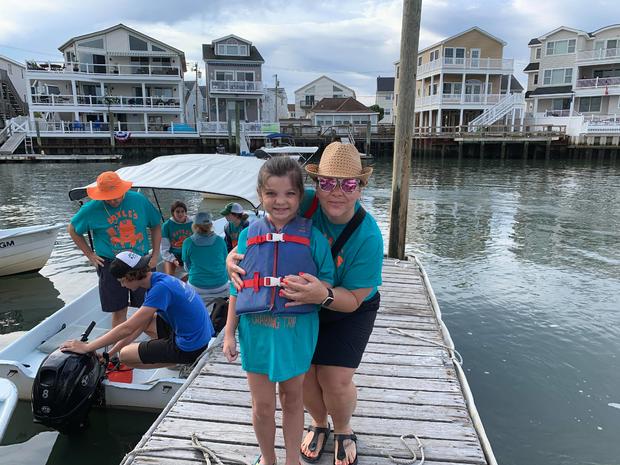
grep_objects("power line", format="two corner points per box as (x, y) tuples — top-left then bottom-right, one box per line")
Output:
(0, 43), (59, 58)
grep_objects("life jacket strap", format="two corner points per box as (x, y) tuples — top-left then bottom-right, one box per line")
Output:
(243, 272), (282, 292)
(246, 233), (310, 246)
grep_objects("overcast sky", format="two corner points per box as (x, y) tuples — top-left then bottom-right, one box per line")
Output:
(1, 0), (619, 105)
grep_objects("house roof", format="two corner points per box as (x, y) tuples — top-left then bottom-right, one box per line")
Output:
(417, 27), (507, 55)
(377, 77), (395, 92)
(528, 38), (541, 46)
(0, 55), (25, 68)
(589, 24), (620, 36)
(202, 42), (264, 63)
(534, 26), (589, 42)
(57, 23), (186, 71)
(212, 34), (252, 46)
(523, 62), (540, 72)
(294, 75), (355, 96)
(310, 97), (372, 113)
(501, 75), (524, 92)
(525, 85), (573, 98)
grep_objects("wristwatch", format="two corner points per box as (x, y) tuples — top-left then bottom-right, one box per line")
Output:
(321, 287), (335, 307)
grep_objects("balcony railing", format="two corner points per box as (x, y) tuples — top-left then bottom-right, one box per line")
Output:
(576, 48), (620, 62)
(26, 61), (182, 77)
(198, 121), (279, 135)
(575, 76), (620, 88)
(209, 80), (263, 93)
(30, 94), (181, 108)
(416, 93), (504, 107)
(14, 119), (194, 134)
(417, 57), (514, 75)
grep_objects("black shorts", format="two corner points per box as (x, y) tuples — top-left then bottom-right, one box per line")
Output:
(97, 258), (146, 313)
(172, 252), (184, 267)
(138, 316), (208, 365)
(312, 292), (380, 368)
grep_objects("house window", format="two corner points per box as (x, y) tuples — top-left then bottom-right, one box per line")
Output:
(444, 47), (465, 64)
(442, 82), (462, 95)
(417, 56), (422, 66)
(79, 38), (104, 49)
(543, 68), (573, 85)
(152, 44), (165, 52)
(129, 35), (148, 51)
(429, 50), (440, 62)
(533, 73), (538, 85)
(535, 47), (541, 59)
(217, 43), (248, 56)
(579, 96), (602, 112)
(546, 39), (576, 55)
(384, 109), (391, 115)
(305, 95), (315, 106)
(237, 71), (254, 81)
(216, 71), (234, 81)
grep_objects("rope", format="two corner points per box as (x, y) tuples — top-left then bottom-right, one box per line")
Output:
(123, 432), (250, 465)
(386, 327), (463, 365)
(381, 433), (425, 465)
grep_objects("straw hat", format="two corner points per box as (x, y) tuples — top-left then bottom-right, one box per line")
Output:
(305, 142), (373, 185)
(87, 171), (133, 200)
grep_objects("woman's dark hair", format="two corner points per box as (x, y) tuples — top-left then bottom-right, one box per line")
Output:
(170, 200), (187, 214)
(230, 212), (250, 222)
(257, 157), (304, 198)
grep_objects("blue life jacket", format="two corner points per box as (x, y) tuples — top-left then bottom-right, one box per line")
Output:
(236, 216), (318, 316)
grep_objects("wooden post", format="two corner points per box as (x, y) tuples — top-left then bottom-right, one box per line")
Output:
(500, 141), (506, 160)
(366, 120), (371, 157)
(545, 140), (551, 160)
(234, 102), (241, 155)
(227, 118), (233, 152)
(388, 0), (422, 259)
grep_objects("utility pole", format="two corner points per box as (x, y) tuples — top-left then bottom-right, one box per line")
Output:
(388, 0), (422, 259)
(192, 63), (200, 128)
(274, 74), (279, 122)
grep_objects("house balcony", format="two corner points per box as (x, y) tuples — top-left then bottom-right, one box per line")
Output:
(30, 94), (181, 110)
(574, 76), (620, 97)
(26, 61), (182, 79)
(198, 121), (279, 135)
(415, 93), (504, 109)
(417, 58), (514, 77)
(209, 80), (263, 94)
(299, 101), (315, 109)
(576, 48), (620, 64)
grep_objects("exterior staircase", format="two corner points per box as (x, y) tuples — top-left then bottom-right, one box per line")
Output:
(468, 92), (525, 130)
(0, 132), (26, 154)
(0, 69), (27, 128)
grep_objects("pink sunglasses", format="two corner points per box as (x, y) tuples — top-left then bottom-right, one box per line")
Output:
(317, 176), (360, 193)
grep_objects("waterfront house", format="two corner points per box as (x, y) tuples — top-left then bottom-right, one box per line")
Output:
(394, 27), (523, 130)
(0, 55), (27, 128)
(375, 76), (395, 124)
(202, 35), (265, 127)
(294, 76), (356, 119)
(184, 81), (207, 127)
(25, 24), (187, 134)
(308, 97), (378, 133)
(263, 87), (289, 122)
(287, 104), (297, 119)
(525, 25), (620, 124)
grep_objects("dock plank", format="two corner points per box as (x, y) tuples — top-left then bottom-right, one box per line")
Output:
(122, 258), (491, 465)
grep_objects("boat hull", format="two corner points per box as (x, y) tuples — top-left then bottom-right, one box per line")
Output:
(0, 224), (62, 277)
(0, 379), (18, 441)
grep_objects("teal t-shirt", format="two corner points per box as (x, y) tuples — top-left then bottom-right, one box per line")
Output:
(233, 218), (334, 382)
(71, 190), (161, 259)
(182, 234), (228, 289)
(299, 188), (383, 300)
(162, 218), (193, 257)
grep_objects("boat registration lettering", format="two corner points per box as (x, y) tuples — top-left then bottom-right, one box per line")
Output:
(0, 240), (15, 248)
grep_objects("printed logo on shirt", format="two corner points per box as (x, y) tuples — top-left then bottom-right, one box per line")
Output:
(108, 219), (144, 249)
(250, 314), (297, 329)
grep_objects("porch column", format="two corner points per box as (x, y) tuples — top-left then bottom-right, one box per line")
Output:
(144, 113), (149, 133)
(507, 74), (512, 94)
(484, 74), (489, 104)
(511, 107), (516, 131)
(437, 72), (444, 132)
(459, 108), (464, 126)
(216, 97), (220, 122)
(100, 83), (105, 96)
(427, 110), (432, 129)
(71, 80), (78, 106)
(26, 78), (34, 121)
(437, 109), (442, 132)
(460, 73), (466, 104)
(533, 98), (539, 115)
(430, 75), (435, 101)
(141, 83), (146, 107)
(569, 95), (575, 117)
(257, 98), (261, 122)
(179, 80), (186, 123)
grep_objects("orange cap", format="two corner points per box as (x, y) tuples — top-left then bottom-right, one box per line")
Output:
(86, 171), (133, 200)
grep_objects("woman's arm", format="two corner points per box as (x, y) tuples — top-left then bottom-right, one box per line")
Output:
(222, 296), (239, 362)
(225, 246), (246, 290)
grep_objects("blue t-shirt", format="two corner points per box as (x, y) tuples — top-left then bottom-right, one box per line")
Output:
(182, 234), (228, 289)
(299, 188), (383, 299)
(144, 272), (214, 351)
(71, 190), (161, 259)
(162, 218), (193, 257)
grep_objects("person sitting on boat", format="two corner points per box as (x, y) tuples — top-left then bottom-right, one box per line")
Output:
(68, 171), (162, 329)
(60, 251), (215, 368)
(161, 200), (193, 276)
(220, 202), (250, 252)
(222, 157), (334, 465)
(182, 211), (229, 308)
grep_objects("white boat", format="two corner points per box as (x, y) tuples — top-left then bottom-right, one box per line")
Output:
(0, 224), (64, 277)
(0, 153), (265, 412)
(254, 133), (318, 164)
(0, 378), (18, 441)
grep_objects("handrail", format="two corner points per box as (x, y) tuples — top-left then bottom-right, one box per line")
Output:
(468, 93), (524, 129)
(26, 61), (182, 77)
(30, 94), (181, 108)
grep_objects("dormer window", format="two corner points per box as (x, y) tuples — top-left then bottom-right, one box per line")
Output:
(129, 35), (148, 51)
(216, 43), (248, 56)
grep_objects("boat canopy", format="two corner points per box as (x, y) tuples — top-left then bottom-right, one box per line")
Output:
(265, 132), (291, 139)
(68, 154), (265, 208)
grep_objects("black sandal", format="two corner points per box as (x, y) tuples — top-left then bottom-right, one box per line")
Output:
(333, 433), (358, 465)
(300, 423), (331, 463)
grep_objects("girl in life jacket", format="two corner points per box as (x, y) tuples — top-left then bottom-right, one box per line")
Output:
(223, 157), (334, 465)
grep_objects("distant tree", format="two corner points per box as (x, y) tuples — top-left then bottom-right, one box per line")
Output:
(369, 104), (384, 121)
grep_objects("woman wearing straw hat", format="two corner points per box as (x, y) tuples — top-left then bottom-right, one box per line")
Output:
(228, 142), (383, 465)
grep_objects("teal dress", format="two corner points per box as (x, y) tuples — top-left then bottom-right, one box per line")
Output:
(231, 222), (334, 382)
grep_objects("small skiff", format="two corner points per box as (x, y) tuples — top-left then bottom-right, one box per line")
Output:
(0, 224), (64, 277)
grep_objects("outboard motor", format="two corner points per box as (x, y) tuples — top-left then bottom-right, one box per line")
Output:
(32, 321), (105, 433)
(254, 148), (270, 160)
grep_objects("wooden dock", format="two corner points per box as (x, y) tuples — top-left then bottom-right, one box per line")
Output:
(121, 258), (494, 465)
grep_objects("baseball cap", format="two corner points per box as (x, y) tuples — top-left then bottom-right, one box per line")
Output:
(220, 202), (244, 216)
(109, 251), (151, 279)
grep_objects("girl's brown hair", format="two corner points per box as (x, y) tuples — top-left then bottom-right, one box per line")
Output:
(192, 223), (213, 234)
(170, 200), (187, 214)
(257, 157), (304, 198)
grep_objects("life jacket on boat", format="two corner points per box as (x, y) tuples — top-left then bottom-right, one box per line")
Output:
(236, 216), (318, 316)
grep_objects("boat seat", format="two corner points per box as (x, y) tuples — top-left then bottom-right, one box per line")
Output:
(37, 324), (108, 354)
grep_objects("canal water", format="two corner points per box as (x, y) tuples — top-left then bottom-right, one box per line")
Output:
(0, 154), (619, 465)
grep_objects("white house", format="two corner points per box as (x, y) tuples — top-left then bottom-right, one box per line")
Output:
(294, 76), (356, 118)
(375, 76), (394, 124)
(184, 81), (207, 126)
(309, 97), (378, 129)
(0, 55), (28, 127)
(25, 23), (187, 134)
(263, 87), (289, 121)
